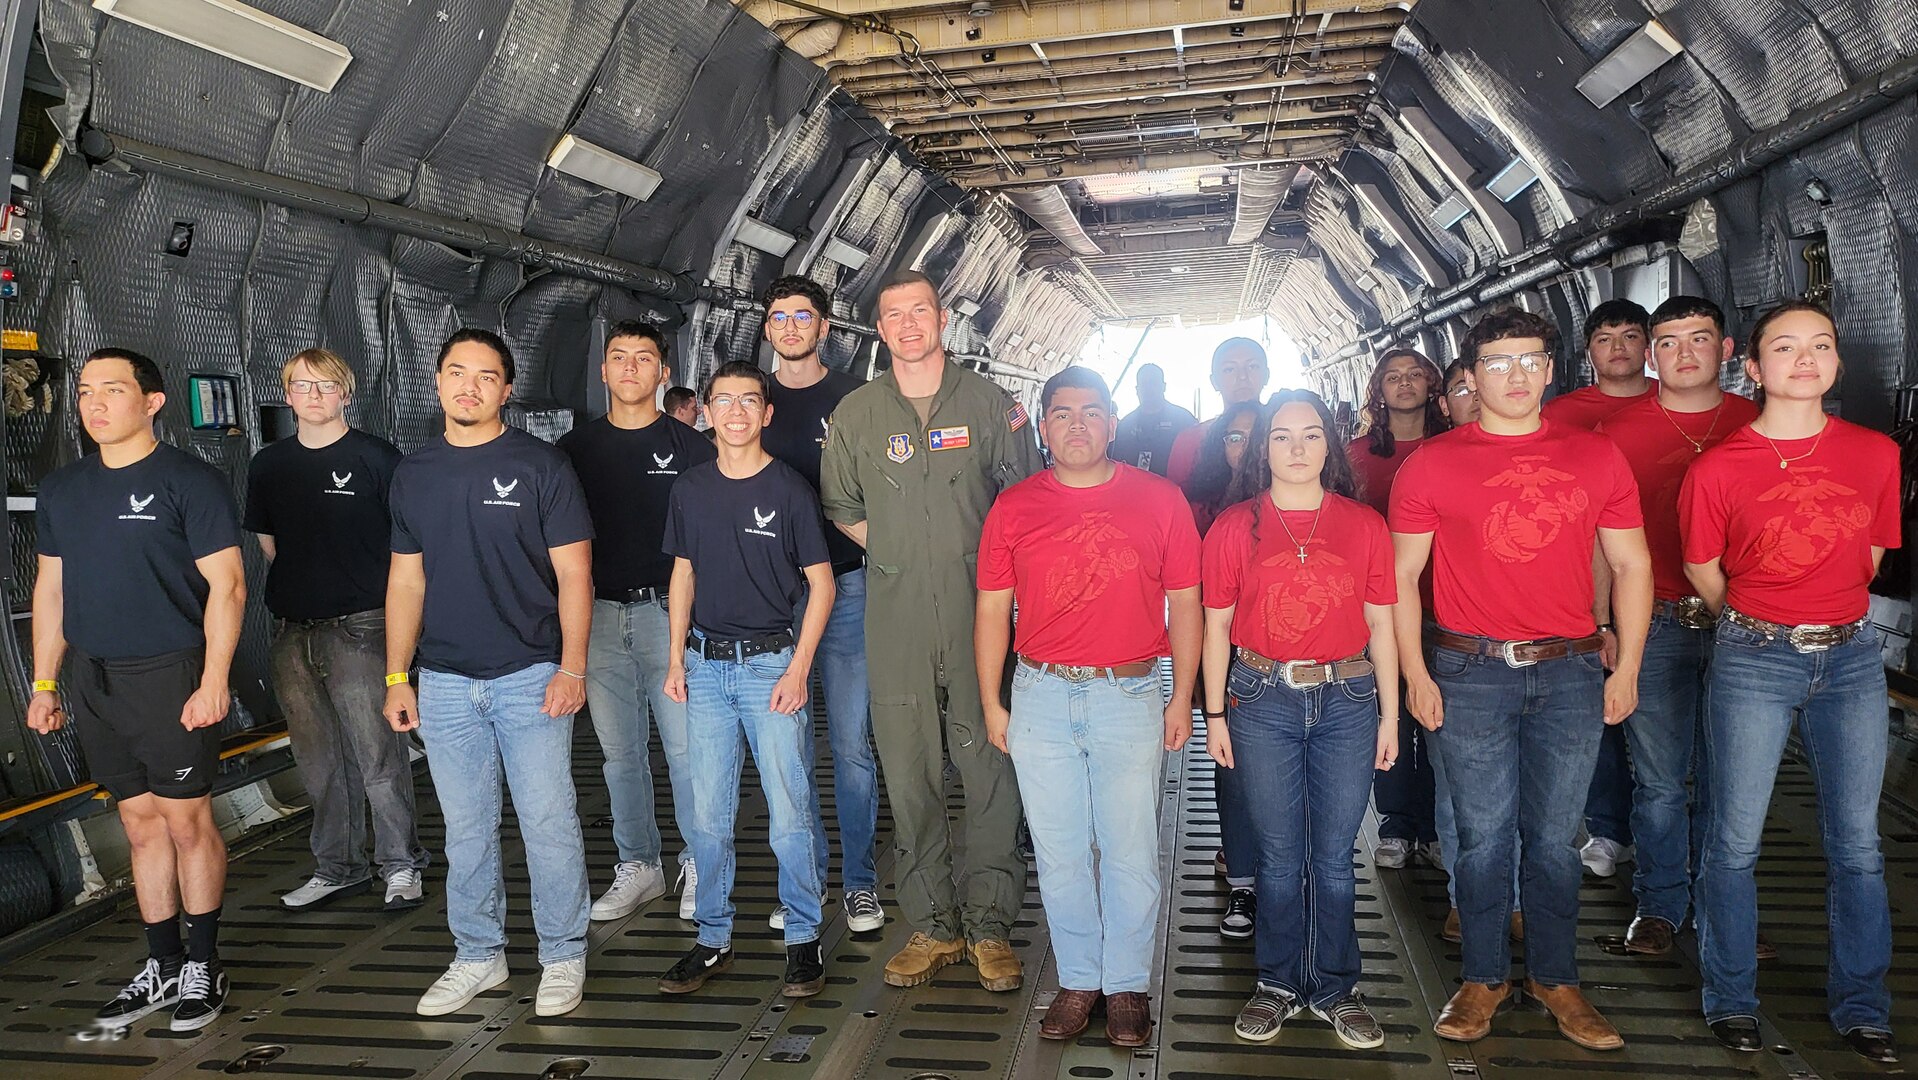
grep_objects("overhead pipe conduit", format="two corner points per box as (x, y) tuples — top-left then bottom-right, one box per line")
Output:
(78, 128), (707, 306)
(1329, 50), (1918, 361)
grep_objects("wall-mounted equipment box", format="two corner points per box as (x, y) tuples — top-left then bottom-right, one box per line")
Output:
(188, 373), (241, 430)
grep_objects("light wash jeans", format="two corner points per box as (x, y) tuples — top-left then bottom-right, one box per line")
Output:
(418, 662), (589, 965)
(1698, 613), (1890, 1034)
(685, 640), (824, 948)
(586, 597), (692, 867)
(1008, 663), (1165, 994)
(793, 567), (879, 892)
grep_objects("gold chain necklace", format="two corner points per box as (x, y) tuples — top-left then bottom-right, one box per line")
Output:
(1755, 418), (1830, 469)
(1270, 495), (1324, 564)
(1655, 396), (1724, 454)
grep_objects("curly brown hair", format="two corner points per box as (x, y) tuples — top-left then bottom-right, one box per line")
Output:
(1361, 346), (1446, 458)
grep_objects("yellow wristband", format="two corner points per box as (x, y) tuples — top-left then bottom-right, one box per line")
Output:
(385, 672), (409, 687)
(33, 680), (56, 694)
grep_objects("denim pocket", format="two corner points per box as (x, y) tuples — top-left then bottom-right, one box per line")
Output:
(1011, 661), (1041, 693)
(1574, 650), (1606, 675)
(1117, 673), (1162, 700)
(682, 647), (706, 674)
(1225, 660), (1267, 705)
(745, 649), (792, 680)
(1339, 674), (1378, 703)
(1713, 618), (1772, 650)
(1430, 646), (1474, 677)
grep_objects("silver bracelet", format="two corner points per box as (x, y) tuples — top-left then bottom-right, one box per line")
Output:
(558, 668), (585, 679)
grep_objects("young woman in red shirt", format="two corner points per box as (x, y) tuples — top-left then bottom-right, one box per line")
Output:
(1680, 300), (1900, 1063)
(1201, 389), (1399, 1049)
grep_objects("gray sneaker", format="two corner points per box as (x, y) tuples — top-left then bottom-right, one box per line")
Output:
(1312, 992), (1385, 1049)
(845, 889), (885, 933)
(384, 868), (425, 911)
(282, 875), (369, 909)
(1235, 983), (1304, 1042)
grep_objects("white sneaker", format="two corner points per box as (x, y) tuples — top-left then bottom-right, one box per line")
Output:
(1373, 838), (1410, 869)
(591, 861), (665, 921)
(384, 868), (424, 910)
(282, 875), (368, 909)
(845, 889), (885, 933)
(535, 957), (585, 1017)
(676, 860), (698, 921)
(416, 955), (509, 1016)
(768, 905), (787, 931)
(1580, 836), (1631, 878)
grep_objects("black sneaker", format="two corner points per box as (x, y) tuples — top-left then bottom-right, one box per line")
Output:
(659, 943), (733, 994)
(95, 956), (181, 1026)
(170, 957), (227, 1032)
(783, 941), (825, 998)
(1220, 887), (1256, 939)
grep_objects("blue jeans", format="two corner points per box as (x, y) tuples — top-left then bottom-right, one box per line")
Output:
(1431, 642), (1604, 987)
(585, 598), (692, 867)
(1228, 660), (1379, 1003)
(1584, 724), (1635, 845)
(1008, 664), (1166, 995)
(684, 641), (824, 948)
(418, 663), (589, 965)
(793, 567), (879, 892)
(1624, 613), (1710, 926)
(1217, 746), (1257, 887)
(1698, 614), (1890, 1033)
(1372, 708), (1437, 843)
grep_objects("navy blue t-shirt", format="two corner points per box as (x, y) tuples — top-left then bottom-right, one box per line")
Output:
(557, 414), (714, 594)
(663, 458), (831, 639)
(764, 370), (865, 573)
(244, 429), (402, 620)
(389, 427), (595, 680)
(36, 442), (243, 659)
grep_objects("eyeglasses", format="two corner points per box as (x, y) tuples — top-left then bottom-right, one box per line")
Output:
(1477, 352), (1549, 375)
(288, 379), (343, 396)
(768, 311), (817, 328)
(1222, 431), (1249, 445)
(1447, 384), (1474, 397)
(709, 393), (767, 412)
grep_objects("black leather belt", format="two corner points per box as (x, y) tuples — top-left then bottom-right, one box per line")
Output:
(600, 586), (667, 604)
(1654, 596), (1715, 630)
(1431, 629), (1604, 668)
(1723, 608), (1868, 653)
(1235, 648), (1374, 688)
(688, 630), (795, 660)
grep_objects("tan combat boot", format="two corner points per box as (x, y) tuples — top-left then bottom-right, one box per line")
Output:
(883, 932), (966, 987)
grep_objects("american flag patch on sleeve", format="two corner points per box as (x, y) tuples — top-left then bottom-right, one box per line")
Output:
(1006, 401), (1029, 431)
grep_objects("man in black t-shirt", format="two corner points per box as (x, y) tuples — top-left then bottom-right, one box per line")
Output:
(29, 348), (245, 1032)
(657, 361), (835, 1000)
(1111, 364), (1196, 475)
(558, 321), (714, 924)
(759, 275), (885, 935)
(382, 329), (596, 1020)
(245, 347), (427, 914)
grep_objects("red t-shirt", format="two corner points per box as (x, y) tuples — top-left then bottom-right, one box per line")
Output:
(978, 464), (1202, 665)
(1347, 436), (1425, 515)
(1596, 393), (1759, 600)
(1543, 383), (1658, 431)
(1166, 421), (1206, 487)
(1203, 494), (1396, 663)
(1678, 418), (1901, 625)
(1389, 420), (1642, 640)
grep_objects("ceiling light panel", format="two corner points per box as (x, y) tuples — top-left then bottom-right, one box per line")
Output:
(547, 134), (663, 202)
(1576, 20), (1684, 109)
(93, 0), (353, 92)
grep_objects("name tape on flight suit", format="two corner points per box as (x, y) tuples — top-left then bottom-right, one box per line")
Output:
(928, 425), (970, 451)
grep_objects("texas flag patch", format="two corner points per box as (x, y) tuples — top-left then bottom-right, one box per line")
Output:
(928, 425), (971, 451)
(1006, 401), (1029, 431)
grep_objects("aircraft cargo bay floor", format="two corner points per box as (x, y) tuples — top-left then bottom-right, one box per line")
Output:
(4, 697), (1917, 1080)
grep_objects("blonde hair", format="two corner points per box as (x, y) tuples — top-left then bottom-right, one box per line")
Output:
(281, 348), (355, 399)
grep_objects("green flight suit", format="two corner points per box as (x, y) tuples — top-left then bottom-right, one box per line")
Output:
(819, 361), (1044, 942)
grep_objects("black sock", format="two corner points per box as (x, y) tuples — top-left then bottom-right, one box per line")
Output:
(182, 906), (221, 963)
(144, 916), (183, 964)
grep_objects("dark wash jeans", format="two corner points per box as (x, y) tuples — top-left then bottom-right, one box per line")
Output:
(1227, 658), (1379, 1004)
(1373, 708), (1437, 842)
(1623, 612), (1710, 927)
(1431, 640), (1604, 987)
(271, 610), (428, 883)
(1698, 614), (1891, 1034)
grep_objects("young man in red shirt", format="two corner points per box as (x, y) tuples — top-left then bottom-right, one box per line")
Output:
(975, 366), (1201, 1047)
(1165, 337), (1270, 487)
(1390, 308), (1653, 1051)
(1592, 296), (1756, 956)
(1545, 298), (1654, 879)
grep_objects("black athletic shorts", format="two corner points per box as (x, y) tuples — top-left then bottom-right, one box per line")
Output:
(68, 646), (218, 801)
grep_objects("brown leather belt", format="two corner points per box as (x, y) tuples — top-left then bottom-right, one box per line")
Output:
(1653, 596), (1715, 631)
(1430, 629), (1604, 668)
(1723, 608), (1868, 653)
(1017, 655), (1157, 682)
(1234, 647), (1374, 689)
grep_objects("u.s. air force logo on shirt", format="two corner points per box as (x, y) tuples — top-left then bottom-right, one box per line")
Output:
(746, 506), (779, 538)
(647, 452), (678, 476)
(484, 476), (522, 507)
(119, 493), (158, 521)
(887, 433), (913, 463)
(326, 471), (354, 496)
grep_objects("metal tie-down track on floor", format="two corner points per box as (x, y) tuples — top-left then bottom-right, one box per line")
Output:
(3, 678), (1916, 1078)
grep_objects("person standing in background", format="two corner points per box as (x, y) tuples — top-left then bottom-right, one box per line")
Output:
(1112, 363), (1196, 476)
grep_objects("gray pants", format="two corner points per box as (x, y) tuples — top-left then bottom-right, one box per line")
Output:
(271, 610), (428, 884)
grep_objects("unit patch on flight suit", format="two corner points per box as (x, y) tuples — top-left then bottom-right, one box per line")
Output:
(928, 425), (971, 451)
(887, 432), (914, 463)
